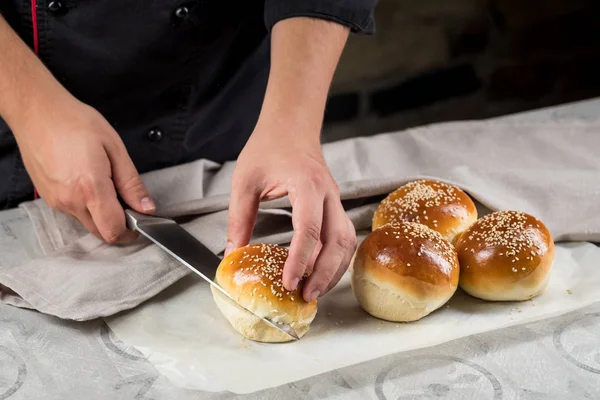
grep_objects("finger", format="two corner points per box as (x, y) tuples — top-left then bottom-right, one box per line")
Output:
(69, 207), (102, 240)
(283, 187), (324, 292)
(306, 240), (323, 276)
(75, 208), (138, 243)
(226, 180), (260, 255)
(105, 139), (155, 214)
(86, 178), (137, 243)
(303, 196), (356, 302)
(324, 216), (357, 294)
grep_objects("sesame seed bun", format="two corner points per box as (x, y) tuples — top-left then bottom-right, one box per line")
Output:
(351, 222), (460, 322)
(372, 180), (478, 244)
(211, 244), (317, 343)
(456, 210), (554, 301)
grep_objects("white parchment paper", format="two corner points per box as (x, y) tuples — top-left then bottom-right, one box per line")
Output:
(105, 241), (600, 394)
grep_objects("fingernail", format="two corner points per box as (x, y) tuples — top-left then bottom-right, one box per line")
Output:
(307, 290), (320, 303)
(290, 277), (300, 291)
(140, 197), (155, 212)
(224, 242), (234, 256)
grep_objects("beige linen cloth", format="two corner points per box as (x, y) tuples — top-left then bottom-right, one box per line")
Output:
(0, 120), (598, 321)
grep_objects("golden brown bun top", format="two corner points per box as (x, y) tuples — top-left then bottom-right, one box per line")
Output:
(373, 180), (477, 240)
(215, 244), (315, 316)
(455, 210), (554, 274)
(355, 222), (459, 299)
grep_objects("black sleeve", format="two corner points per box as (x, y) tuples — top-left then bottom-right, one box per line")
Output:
(264, 0), (377, 34)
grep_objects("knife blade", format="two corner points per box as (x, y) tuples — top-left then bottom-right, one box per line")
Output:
(124, 209), (299, 341)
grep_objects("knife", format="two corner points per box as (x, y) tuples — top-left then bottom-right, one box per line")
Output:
(124, 209), (300, 341)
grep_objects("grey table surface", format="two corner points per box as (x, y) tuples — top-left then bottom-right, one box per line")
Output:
(1, 99), (600, 400)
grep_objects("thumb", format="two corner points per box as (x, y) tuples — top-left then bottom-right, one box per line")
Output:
(226, 182), (259, 256)
(106, 143), (155, 214)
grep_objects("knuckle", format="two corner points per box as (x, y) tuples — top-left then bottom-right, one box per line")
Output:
(334, 229), (356, 250)
(294, 252), (312, 270)
(78, 176), (101, 199)
(314, 267), (337, 290)
(55, 192), (75, 211)
(299, 224), (321, 243)
(307, 172), (324, 190)
(119, 175), (145, 193)
(103, 228), (124, 244)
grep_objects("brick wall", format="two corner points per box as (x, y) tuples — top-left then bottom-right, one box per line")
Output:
(322, 0), (600, 142)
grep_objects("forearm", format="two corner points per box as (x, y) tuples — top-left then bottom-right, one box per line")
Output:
(0, 16), (66, 132)
(259, 17), (349, 141)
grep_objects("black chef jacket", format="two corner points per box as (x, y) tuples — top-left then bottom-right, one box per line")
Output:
(0, 0), (376, 209)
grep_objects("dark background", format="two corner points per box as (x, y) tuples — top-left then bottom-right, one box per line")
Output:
(322, 0), (600, 142)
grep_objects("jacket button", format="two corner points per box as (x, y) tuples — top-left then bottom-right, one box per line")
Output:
(174, 6), (189, 20)
(147, 129), (163, 142)
(47, 1), (64, 13)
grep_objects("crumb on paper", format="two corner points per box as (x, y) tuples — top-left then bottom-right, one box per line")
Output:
(567, 289), (573, 295)
(240, 338), (250, 350)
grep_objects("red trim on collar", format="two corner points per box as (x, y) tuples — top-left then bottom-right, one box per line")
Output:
(31, 0), (39, 55)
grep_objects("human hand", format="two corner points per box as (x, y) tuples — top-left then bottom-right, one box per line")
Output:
(226, 120), (357, 303)
(12, 95), (155, 243)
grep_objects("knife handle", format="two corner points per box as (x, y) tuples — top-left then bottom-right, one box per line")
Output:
(124, 209), (143, 231)
(124, 209), (175, 232)
(118, 194), (160, 232)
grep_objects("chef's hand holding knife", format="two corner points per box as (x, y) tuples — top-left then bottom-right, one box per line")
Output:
(0, 16), (155, 244)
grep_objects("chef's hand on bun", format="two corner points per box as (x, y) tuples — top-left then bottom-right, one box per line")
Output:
(226, 17), (355, 303)
(226, 119), (356, 303)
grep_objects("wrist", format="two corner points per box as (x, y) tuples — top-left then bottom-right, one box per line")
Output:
(254, 107), (322, 148)
(255, 89), (326, 144)
(3, 77), (73, 136)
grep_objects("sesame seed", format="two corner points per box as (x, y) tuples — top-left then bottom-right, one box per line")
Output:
(460, 211), (546, 267)
(374, 180), (464, 231)
(225, 244), (301, 303)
